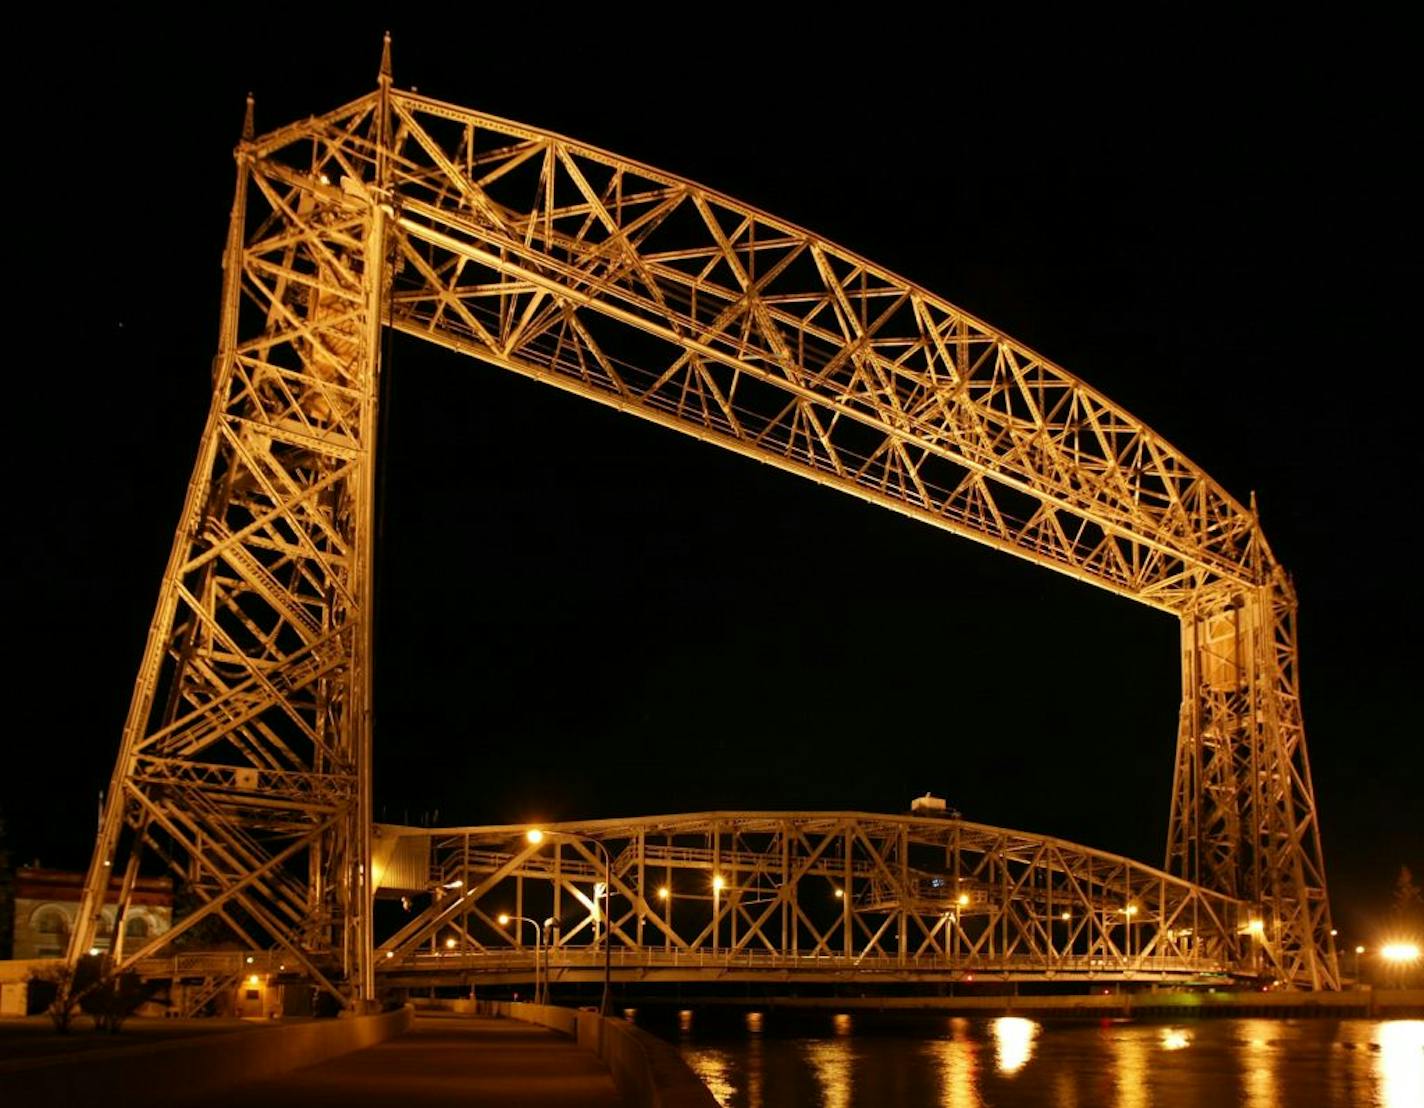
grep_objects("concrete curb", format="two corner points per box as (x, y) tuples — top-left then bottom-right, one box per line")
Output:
(1, 1005), (413, 1106)
(475, 1000), (720, 1108)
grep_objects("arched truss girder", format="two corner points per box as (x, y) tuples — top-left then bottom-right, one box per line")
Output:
(259, 90), (1262, 609)
(68, 64), (1337, 1005)
(368, 813), (1259, 984)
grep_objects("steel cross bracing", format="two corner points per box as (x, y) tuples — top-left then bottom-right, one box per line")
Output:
(359, 813), (1256, 986)
(69, 43), (1338, 1002)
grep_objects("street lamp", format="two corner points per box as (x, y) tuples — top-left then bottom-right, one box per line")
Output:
(712, 874), (726, 954)
(1380, 941), (1421, 985)
(527, 828), (612, 1016)
(1354, 945), (1366, 981)
(498, 913), (545, 1005)
(656, 885), (671, 953)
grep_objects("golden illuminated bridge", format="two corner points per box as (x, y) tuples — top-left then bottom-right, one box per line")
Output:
(70, 38), (1339, 1008)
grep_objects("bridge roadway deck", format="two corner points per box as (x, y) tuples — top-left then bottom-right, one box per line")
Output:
(203, 1013), (625, 1107)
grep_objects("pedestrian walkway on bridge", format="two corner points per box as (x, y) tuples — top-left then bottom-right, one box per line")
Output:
(205, 1013), (626, 1107)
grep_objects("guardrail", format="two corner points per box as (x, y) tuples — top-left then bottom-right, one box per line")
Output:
(394, 947), (1235, 976)
(134, 946), (1239, 984)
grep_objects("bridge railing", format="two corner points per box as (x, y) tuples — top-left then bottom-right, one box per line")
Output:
(391, 946), (1235, 978)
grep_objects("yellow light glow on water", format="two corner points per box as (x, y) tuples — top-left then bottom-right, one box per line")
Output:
(1378, 1020), (1424, 1108)
(833, 1013), (852, 1036)
(805, 1040), (853, 1108)
(745, 1011), (764, 1033)
(1112, 1031), (1150, 1108)
(992, 1016), (1039, 1074)
(684, 1049), (736, 1106)
(747, 1033), (765, 1108)
(678, 1009), (694, 1033)
(1160, 1027), (1192, 1050)
(926, 1030), (981, 1108)
(1239, 1020), (1278, 1108)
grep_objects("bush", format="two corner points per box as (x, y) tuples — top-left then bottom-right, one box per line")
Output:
(78, 972), (154, 1033)
(26, 956), (152, 1033)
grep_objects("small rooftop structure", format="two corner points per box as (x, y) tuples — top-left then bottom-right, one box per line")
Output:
(910, 793), (962, 818)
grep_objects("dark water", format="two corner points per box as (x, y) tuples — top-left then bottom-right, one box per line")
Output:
(646, 1010), (1423, 1107)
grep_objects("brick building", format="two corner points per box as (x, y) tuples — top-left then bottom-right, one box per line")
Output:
(11, 867), (173, 959)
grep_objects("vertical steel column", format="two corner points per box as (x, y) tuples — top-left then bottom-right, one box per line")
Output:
(351, 44), (392, 1004)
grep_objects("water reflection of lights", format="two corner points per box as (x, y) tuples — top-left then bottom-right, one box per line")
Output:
(1160, 1027), (1192, 1051)
(833, 1013), (853, 1037)
(678, 1009), (694, 1034)
(746, 1029), (764, 1108)
(1239, 1019), (1277, 1108)
(1378, 1020), (1424, 1108)
(927, 1018), (981, 1108)
(683, 1049), (736, 1107)
(745, 1010), (765, 1033)
(1053, 1071), (1079, 1108)
(992, 1016), (1040, 1074)
(1112, 1030), (1150, 1108)
(805, 1040), (854, 1108)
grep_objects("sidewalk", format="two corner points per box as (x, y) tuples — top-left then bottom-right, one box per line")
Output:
(204, 1012), (626, 1107)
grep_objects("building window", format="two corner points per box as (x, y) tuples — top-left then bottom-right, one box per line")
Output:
(125, 917), (150, 940)
(32, 907), (70, 937)
(30, 907), (70, 957)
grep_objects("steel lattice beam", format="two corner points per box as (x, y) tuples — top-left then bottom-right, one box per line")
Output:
(365, 813), (1254, 985)
(71, 41), (1337, 1002)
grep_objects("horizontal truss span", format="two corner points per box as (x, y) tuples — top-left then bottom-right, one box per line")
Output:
(368, 812), (1262, 984)
(357, 90), (1263, 611)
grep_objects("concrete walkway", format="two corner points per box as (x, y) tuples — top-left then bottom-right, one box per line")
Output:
(204, 1013), (626, 1107)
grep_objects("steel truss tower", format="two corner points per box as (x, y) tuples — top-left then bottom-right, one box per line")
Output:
(69, 40), (1337, 1001)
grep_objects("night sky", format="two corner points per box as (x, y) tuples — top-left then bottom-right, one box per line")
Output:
(5, 17), (1417, 946)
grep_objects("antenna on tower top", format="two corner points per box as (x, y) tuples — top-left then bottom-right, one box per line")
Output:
(242, 92), (255, 142)
(379, 31), (393, 85)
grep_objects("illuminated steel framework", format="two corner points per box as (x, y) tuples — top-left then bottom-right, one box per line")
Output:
(364, 813), (1256, 986)
(70, 41), (1337, 1002)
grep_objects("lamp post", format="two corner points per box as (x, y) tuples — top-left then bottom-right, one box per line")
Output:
(656, 886), (671, 953)
(527, 828), (612, 1016)
(543, 917), (556, 1002)
(498, 913), (545, 1005)
(712, 873), (725, 955)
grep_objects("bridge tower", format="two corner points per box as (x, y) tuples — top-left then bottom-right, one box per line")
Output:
(67, 39), (1338, 1002)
